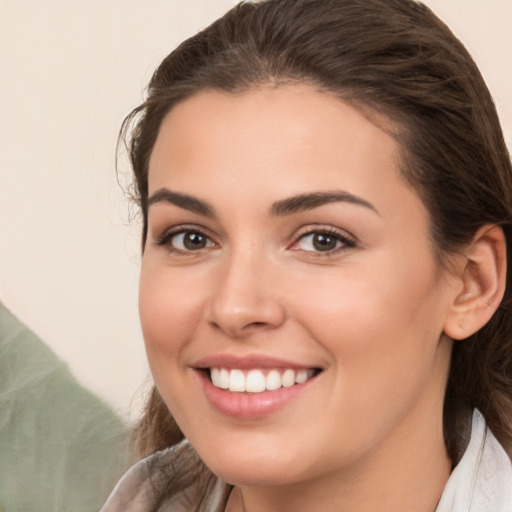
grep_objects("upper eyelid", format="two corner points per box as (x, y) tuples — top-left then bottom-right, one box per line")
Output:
(298, 230), (354, 243)
(154, 223), (213, 237)
(292, 225), (357, 243)
(153, 224), (215, 246)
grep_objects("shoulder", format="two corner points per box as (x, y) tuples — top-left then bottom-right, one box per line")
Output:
(99, 448), (174, 512)
(99, 441), (230, 512)
(437, 410), (512, 512)
(473, 411), (512, 510)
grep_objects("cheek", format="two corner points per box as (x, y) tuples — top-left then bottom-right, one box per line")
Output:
(138, 263), (202, 366)
(292, 252), (445, 382)
(288, 262), (448, 449)
(138, 264), (208, 425)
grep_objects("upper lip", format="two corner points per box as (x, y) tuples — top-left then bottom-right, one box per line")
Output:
(193, 353), (321, 371)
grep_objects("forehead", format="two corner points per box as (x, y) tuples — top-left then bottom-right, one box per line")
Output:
(148, 85), (422, 222)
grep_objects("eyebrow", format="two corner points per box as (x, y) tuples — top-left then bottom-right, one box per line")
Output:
(147, 189), (215, 217)
(270, 191), (379, 216)
(147, 188), (378, 218)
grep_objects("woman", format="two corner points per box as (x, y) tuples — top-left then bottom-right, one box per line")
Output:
(101, 0), (512, 510)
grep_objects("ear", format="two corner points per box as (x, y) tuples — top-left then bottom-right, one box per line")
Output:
(444, 225), (507, 340)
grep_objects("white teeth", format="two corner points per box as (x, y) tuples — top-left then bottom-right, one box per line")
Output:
(228, 369), (245, 392)
(282, 369), (295, 388)
(211, 367), (230, 389)
(209, 367), (315, 393)
(211, 367), (220, 385)
(246, 370), (266, 393)
(266, 370), (281, 391)
(218, 368), (229, 389)
(295, 369), (309, 384)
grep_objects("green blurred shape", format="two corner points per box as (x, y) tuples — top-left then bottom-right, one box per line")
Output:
(0, 302), (131, 511)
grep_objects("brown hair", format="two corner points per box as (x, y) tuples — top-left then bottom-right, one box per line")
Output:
(120, 0), (512, 506)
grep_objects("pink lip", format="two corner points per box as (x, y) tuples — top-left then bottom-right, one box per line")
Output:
(194, 365), (320, 420)
(193, 353), (316, 371)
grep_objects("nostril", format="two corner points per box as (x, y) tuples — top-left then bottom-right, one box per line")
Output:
(242, 321), (273, 331)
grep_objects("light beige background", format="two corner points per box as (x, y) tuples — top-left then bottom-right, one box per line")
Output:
(1, 0), (511, 421)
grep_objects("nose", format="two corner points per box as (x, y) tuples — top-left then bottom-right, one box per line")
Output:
(207, 250), (286, 338)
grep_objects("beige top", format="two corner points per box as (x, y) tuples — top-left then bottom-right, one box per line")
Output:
(101, 410), (512, 512)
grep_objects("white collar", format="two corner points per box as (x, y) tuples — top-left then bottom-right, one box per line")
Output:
(436, 409), (512, 512)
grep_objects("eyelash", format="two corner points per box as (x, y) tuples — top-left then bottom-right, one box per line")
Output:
(154, 226), (215, 254)
(289, 227), (356, 256)
(154, 225), (357, 256)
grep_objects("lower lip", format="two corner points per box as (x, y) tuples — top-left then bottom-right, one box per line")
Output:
(197, 370), (317, 419)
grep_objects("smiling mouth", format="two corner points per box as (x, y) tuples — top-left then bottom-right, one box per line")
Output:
(207, 367), (320, 394)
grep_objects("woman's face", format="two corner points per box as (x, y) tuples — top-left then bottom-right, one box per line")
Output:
(140, 85), (457, 487)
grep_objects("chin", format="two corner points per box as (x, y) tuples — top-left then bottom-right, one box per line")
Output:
(211, 464), (301, 487)
(197, 443), (312, 487)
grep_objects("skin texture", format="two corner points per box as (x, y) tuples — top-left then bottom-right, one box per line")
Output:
(139, 85), (464, 512)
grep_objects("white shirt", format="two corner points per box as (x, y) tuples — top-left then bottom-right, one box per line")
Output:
(436, 409), (512, 512)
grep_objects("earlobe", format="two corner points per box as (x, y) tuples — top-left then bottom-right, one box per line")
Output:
(444, 225), (507, 340)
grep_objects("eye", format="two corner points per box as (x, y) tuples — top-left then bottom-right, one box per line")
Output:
(290, 228), (356, 254)
(156, 228), (216, 252)
(172, 231), (212, 250)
